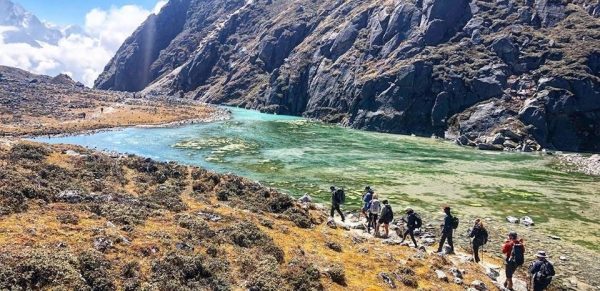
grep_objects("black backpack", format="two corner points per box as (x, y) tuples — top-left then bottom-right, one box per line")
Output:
(452, 216), (459, 229)
(537, 261), (555, 281)
(335, 189), (346, 204)
(414, 213), (422, 228)
(481, 228), (489, 245)
(381, 205), (393, 222)
(508, 242), (525, 266)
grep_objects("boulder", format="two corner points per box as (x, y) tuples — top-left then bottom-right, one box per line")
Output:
(490, 37), (520, 63)
(533, 0), (566, 27)
(472, 77), (504, 99)
(417, 0), (472, 45)
(382, 3), (421, 43)
(520, 216), (535, 226)
(506, 216), (519, 224)
(478, 143), (504, 151)
(298, 193), (312, 203)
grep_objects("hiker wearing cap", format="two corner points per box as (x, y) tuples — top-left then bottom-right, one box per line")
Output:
(330, 186), (345, 222)
(378, 200), (394, 238)
(367, 193), (381, 235)
(399, 208), (420, 248)
(361, 186), (373, 220)
(528, 251), (555, 291)
(469, 219), (488, 263)
(436, 206), (457, 254)
(502, 231), (526, 290)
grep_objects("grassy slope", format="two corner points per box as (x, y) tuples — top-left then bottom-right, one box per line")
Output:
(0, 141), (496, 290)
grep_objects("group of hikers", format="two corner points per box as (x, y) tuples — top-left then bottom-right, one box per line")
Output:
(329, 186), (556, 291)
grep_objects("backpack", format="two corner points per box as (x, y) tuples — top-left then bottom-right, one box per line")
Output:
(508, 242), (525, 266)
(414, 213), (422, 228)
(481, 228), (489, 245)
(381, 205), (394, 222)
(452, 216), (459, 229)
(335, 189), (346, 204)
(536, 261), (555, 281)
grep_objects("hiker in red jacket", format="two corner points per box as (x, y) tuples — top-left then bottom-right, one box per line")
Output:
(502, 231), (525, 291)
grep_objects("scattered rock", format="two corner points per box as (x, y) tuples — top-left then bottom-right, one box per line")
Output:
(486, 267), (500, 281)
(549, 235), (561, 240)
(506, 216), (520, 224)
(471, 280), (488, 291)
(298, 193), (312, 203)
(450, 267), (463, 279)
(520, 216), (534, 226)
(435, 270), (448, 282)
(93, 236), (113, 252)
(379, 272), (397, 289)
(326, 241), (343, 252)
(176, 242), (194, 251)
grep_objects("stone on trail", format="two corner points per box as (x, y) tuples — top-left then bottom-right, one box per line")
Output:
(520, 216), (535, 226)
(435, 269), (449, 282)
(506, 216), (520, 224)
(379, 272), (397, 289)
(485, 267), (500, 281)
(326, 219), (337, 229)
(450, 267), (463, 279)
(298, 193), (312, 203)
(454, 277), (464, 285)
(471, 280), (488, 291)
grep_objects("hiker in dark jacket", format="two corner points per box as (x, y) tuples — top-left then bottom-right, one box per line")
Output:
(469, 219), (488, 263)
(330, 186), (345, 222)
(378, 200), (393, 238)
(436, 206), (455, 254)
(399, 208), (419, 248)
(529, 251), (555, 291)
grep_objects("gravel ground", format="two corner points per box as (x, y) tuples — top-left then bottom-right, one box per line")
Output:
(555, 154), (600, 176)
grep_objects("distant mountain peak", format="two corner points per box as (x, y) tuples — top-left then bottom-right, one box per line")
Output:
(0, 0), (64, 46)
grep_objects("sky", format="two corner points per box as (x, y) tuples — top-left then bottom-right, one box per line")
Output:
(0, 0), (168, 86)
(17, 0), (163, 26)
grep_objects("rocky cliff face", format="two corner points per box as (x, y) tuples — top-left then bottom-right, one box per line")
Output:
(95, 0), (600, 152)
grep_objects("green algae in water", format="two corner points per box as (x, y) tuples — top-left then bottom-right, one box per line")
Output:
(32, 107), (600, 253)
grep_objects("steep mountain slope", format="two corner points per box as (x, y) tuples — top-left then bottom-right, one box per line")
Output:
(96, 0), (600, 152)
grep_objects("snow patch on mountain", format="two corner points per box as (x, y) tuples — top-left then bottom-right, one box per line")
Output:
(0, 0), (165, 86)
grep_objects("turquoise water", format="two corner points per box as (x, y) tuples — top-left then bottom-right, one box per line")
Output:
(33, 107), (600, 250)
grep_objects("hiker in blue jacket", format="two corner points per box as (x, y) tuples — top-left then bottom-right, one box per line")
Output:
(361, 186), (373, 220)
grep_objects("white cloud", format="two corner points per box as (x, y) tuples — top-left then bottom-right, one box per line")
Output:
(0, 1), (168, 87)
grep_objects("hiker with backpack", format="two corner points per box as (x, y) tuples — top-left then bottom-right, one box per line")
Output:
(367, 193), (381, 235)
(469, 219), (488, 263)
(378, 200), (393, 238)
(361, 186), (373, 220)
(399, 208), (420, 248)
(329, 186), (345, 222)
(436, 206), (458, 254)
(528, 251), (555, 291)
(502, 231), (525, 291)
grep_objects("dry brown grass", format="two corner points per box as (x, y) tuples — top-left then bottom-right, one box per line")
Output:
(0, 141), (497, 290)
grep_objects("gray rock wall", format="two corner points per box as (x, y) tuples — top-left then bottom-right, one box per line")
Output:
(95, 0), (600, 152)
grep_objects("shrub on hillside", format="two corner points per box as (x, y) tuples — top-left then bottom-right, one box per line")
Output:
(9, 143), (49, 161)
(78, 250), (115, 291)
(150, 251), (230, 291)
